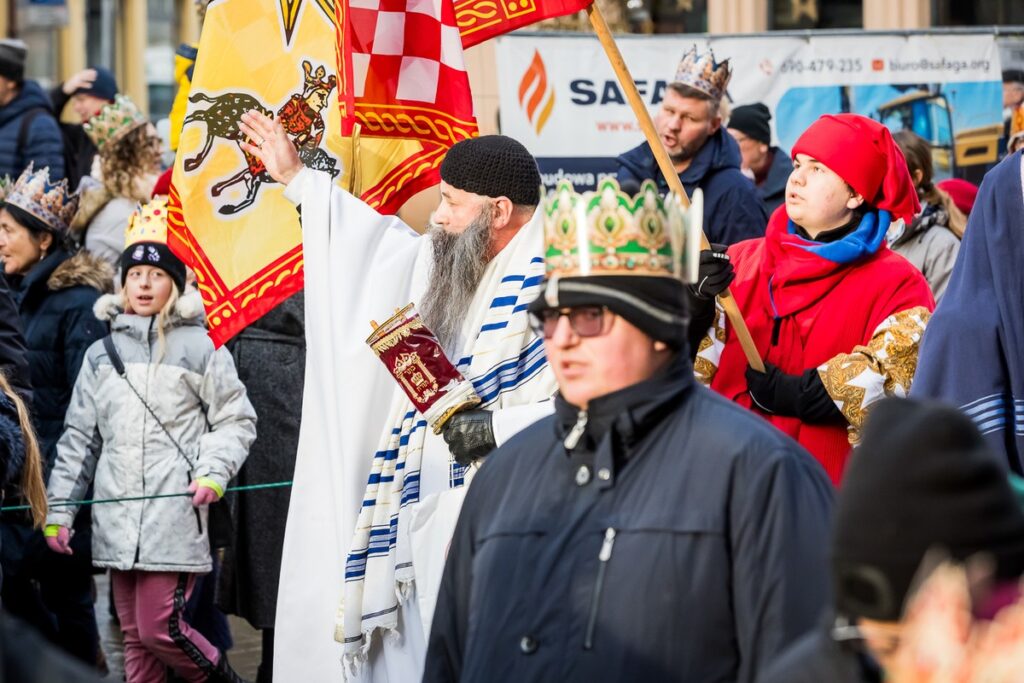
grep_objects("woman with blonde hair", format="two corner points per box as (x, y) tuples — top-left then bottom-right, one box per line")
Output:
(73, 94), (161, 269)
(889, 130), (965, 300)
(0, 370), (46, 529)
(46, 198), (256, 683)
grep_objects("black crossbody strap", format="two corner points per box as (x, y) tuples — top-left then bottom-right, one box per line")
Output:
(102, 335), (196, 472)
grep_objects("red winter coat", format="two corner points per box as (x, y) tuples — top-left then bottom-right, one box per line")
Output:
(709, 208), (935, 483)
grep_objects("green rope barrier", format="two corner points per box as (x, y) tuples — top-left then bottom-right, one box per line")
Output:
(0, 481), (294, 513)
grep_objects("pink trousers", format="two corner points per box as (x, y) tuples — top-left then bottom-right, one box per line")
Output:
(111, 570), (220, 683)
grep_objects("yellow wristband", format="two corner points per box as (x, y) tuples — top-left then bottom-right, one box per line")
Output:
(44, 524), (61, 537)
(196, 477), (224, 499)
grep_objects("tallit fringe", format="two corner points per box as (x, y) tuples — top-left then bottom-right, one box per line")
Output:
(338, 581), (416, 681)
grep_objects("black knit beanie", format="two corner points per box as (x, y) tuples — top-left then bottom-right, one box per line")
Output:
(0, 39), (26, 84)
(728, 103), (772, 145)
(528, 275), (688, 350)
(120, 241), (187, 293)
(832, 397), (1024, 622)
(440, 135), (541, 206)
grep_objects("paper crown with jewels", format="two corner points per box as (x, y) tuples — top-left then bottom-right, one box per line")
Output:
(124, 196), (170, 247)
(673, 45), (732, 102)
(84, 94), (148, 151)
(542, 177), (701, 283)
(5, 164), (79, 233)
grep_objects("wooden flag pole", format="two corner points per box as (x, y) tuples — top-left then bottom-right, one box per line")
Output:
(586, 4), (764, 372)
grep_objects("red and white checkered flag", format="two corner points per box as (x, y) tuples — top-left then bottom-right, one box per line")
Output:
(336, 0), (479, 146)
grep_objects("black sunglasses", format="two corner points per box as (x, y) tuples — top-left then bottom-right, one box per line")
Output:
(530, 306), (613, 339)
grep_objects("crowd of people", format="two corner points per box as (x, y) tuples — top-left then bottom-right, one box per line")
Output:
(0, 23), (1021, 683)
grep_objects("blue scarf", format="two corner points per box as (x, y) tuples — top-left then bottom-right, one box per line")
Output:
(787, 210), (891, 265)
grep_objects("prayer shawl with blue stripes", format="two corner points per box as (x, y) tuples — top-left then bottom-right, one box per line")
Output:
(338, 238), (555, 669)
(913, 151), (1024, 474)
(274, 169), (556, 682)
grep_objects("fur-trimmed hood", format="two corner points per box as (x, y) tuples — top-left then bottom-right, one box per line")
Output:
(69, 182), (113, 234)
(93, 288), (206, 325)
(46, 250), (114, 293)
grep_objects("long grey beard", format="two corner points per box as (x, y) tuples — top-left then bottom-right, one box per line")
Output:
(419, 208), (493, 352)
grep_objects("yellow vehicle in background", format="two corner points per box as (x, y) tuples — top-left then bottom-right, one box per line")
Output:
(877, 90), (1001, 183)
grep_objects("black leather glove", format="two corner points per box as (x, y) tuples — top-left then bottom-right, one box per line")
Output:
(441, 409), (496, 467)
(689, 244), (735, 300)
(745, 362), (845, 424)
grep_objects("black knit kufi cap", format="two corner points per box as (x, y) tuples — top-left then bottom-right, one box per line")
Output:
(440, 135), (542, 206)
(832, 397), (1024, 622)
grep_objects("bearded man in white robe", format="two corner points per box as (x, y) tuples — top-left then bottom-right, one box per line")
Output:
(238, 112), (557, 682)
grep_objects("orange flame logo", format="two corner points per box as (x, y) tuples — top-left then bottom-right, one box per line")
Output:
(518, 50), (555, 135)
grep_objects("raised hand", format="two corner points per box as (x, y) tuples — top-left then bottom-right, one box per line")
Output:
(238, 110), (303, 186)
(62, 68), (98, 96)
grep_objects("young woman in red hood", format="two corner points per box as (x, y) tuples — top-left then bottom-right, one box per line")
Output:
(691, 114), (935, 484)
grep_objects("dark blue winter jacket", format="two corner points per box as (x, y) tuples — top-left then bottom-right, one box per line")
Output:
(0, 81), (65, 181)
(8, 250), (110, 469)
(616, 128), (768, 245)
(758, 146), (793, 216)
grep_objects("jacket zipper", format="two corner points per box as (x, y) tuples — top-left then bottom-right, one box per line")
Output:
(564, 410), (588, 450)
(584, 527), (616, 650)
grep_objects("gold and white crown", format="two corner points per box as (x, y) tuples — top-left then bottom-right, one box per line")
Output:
(542, 177), (702, 283)
(84, 94), (148, 151)
(124, 196), (170, 247)
(673, 45), (732, 102)
(5, 164), (78, 233)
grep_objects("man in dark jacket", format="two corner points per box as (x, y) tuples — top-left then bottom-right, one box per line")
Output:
(425, 179), (834, 683)
(757, 398), (1024, 683)
(727, 103), (792, 216)
(0, 40), (64, 181)
(49, 68), (117, 191)
(616, 46), (767, 245)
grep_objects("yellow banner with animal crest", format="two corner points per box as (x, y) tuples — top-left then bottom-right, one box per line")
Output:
(168, 0), (428, 345)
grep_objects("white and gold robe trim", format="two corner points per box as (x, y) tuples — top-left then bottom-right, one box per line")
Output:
(818, 306), (931, 444)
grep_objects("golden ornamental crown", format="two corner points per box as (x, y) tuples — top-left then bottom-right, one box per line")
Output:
(5, 163), (78, 234)
(84, 94), (148, 151)
(542, 177), (702, 283)
(673, 45), (732, 102)
(124, 196), (170, 247)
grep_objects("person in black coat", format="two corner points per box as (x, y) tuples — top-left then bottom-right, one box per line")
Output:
(0, 165), (109, 669)
(48, 68), (118, 191)
(0, 610), (105, 683)
(425, 180), (833, 683)
(220, 292), (305, 683)
(756, 398), (1024, 683)
(0, 272), (29, 400)
(0, 41), (64, 181)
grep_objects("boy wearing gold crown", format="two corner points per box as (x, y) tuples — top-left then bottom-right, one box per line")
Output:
(616, 46), (767, 246)
(424, 179), (833, 683)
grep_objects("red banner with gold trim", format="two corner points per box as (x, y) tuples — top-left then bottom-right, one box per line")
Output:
(456, 0), (592, 48)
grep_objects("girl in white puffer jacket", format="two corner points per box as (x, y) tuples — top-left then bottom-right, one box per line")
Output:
(44, 199), (256, 683)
